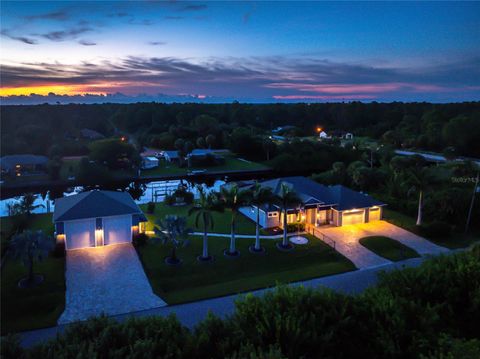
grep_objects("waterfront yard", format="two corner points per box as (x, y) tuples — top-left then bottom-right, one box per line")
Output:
(141, 155), (269, 178)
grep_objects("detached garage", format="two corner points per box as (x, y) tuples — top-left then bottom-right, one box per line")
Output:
(53, 190), (147, 250)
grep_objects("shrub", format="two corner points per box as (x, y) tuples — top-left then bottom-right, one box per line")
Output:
(147, 201), (156, 214)
(164, 194), (176, 206)
(133, 233), (149, 248)
(420, 221), (452, 238)
(286, 222), (305, 233)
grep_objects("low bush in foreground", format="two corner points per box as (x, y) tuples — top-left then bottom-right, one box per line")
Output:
(3, 247), (479, 359)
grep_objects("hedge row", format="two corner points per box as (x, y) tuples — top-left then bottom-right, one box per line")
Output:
(2, 246), (479, 359)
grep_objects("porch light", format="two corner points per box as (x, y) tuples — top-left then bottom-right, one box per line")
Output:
(56, 234), (65, 243)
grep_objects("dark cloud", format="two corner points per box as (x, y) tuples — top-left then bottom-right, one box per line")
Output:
(179, 4), (207, 11)
(24, 10), (69, 21)
(39, 27), (93, 41)
(79, 40), (96, 46)
(148, 41), (167, 45)
(1, 55), (479, 102)
(0, 29), (38, 44)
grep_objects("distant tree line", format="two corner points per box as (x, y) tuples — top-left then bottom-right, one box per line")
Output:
(1, 102), (479, 159)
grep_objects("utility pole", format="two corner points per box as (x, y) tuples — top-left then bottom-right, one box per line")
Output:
(465, 172), (479, 233)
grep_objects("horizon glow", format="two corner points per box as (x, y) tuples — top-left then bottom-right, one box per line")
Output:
(1, 1), (479, 103)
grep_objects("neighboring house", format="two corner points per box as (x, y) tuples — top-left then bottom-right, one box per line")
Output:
(269, 135), (287, 142)
(81, 128), (105, 140)
(53, 190), (147, 250)
(330, 130), (354, 140)
(186, 148), (229, 159)
(0, 154), (48, 176)
(272, 125), (295, 134)
(141, 156), (159, 169)
(319, 131), (329, 139)
(163, 150), (180, 163)
(239, 176), (385, 229)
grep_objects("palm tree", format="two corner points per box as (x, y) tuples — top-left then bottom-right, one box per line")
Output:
(9, 230), (54, 287)
(219, 184), (251, 256)
(276, 183), (301, 250)
(153, 215), (191, 265)
(408, 167), (431, 226)
(249, 182), (275, 253)
(17, 193), (44, 216)
(188, 186), (222, 261)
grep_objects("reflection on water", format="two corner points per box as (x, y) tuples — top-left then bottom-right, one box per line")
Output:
(0, 179), (226, 217)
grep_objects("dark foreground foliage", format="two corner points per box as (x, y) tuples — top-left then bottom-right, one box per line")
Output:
(3, 246), (479, 359)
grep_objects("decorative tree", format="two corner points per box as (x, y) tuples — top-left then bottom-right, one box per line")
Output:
(276, 183), (301, 250)
(9, 230), (54, 287)
(188, 186), (222, 261)
(219, 184), (251, 257)
(153, 215), (191, 265)
(249, 182), (275, 253)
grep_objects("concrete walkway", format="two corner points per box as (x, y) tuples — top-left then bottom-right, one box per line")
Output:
(318, 221), (448, 268)
(59, 243), (166, 324)
(19, 256), (429, 348)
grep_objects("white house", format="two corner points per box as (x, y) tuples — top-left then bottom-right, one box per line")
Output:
(319, 131), (329, 139)
(141, 156), (159, 169)
(53, 190), (147, 250)
(239, 177), (385, 229)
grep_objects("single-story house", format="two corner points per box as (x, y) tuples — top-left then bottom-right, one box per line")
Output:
(239, 176), (385, 229)
(187, 148), (229, 159)
(0, 154), (49, 176)
(141, 156), (159, 169)
(319, 131), (329, 139)
(53, 190), (147, 250)
(163, 150), (180, 162)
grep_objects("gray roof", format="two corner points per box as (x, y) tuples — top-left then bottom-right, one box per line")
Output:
(54, 190), (145, 222)
(163, 150), (179, 159)
(188, 149), (229, 157)
(258, 176), (384, 211)
(0, 154), (48, 171)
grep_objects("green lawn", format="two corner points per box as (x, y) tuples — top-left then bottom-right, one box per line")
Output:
(1, 213), (63, 334)
(1, 255), (65, 334)
(141, 155), (269, 177)
(359, 236), (419, 261)
(137, 234), (356, 304)
(140, 202), (260, 235)
(383, 208), (480, 249)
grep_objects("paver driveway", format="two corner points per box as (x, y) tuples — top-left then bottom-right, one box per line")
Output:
(319, 220), (449, 269)
(58, 243), (166, 324)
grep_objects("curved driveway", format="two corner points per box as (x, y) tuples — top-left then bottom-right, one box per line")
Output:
(319, 221), (449, 268)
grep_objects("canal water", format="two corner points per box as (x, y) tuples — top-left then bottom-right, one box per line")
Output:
(0, 178), (226, 217)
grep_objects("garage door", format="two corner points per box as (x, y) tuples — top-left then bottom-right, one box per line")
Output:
(65, 219), (95, 250)
(342, 210), (365, 225)
(104, 215), (132, 245)
(369, 208), (381, 221)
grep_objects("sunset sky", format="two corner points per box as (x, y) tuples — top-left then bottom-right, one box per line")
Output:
(1, 1), (479, 103)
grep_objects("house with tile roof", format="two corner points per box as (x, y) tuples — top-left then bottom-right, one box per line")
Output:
(53, 190), (147, 250)
(239, 176), (385, 228)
